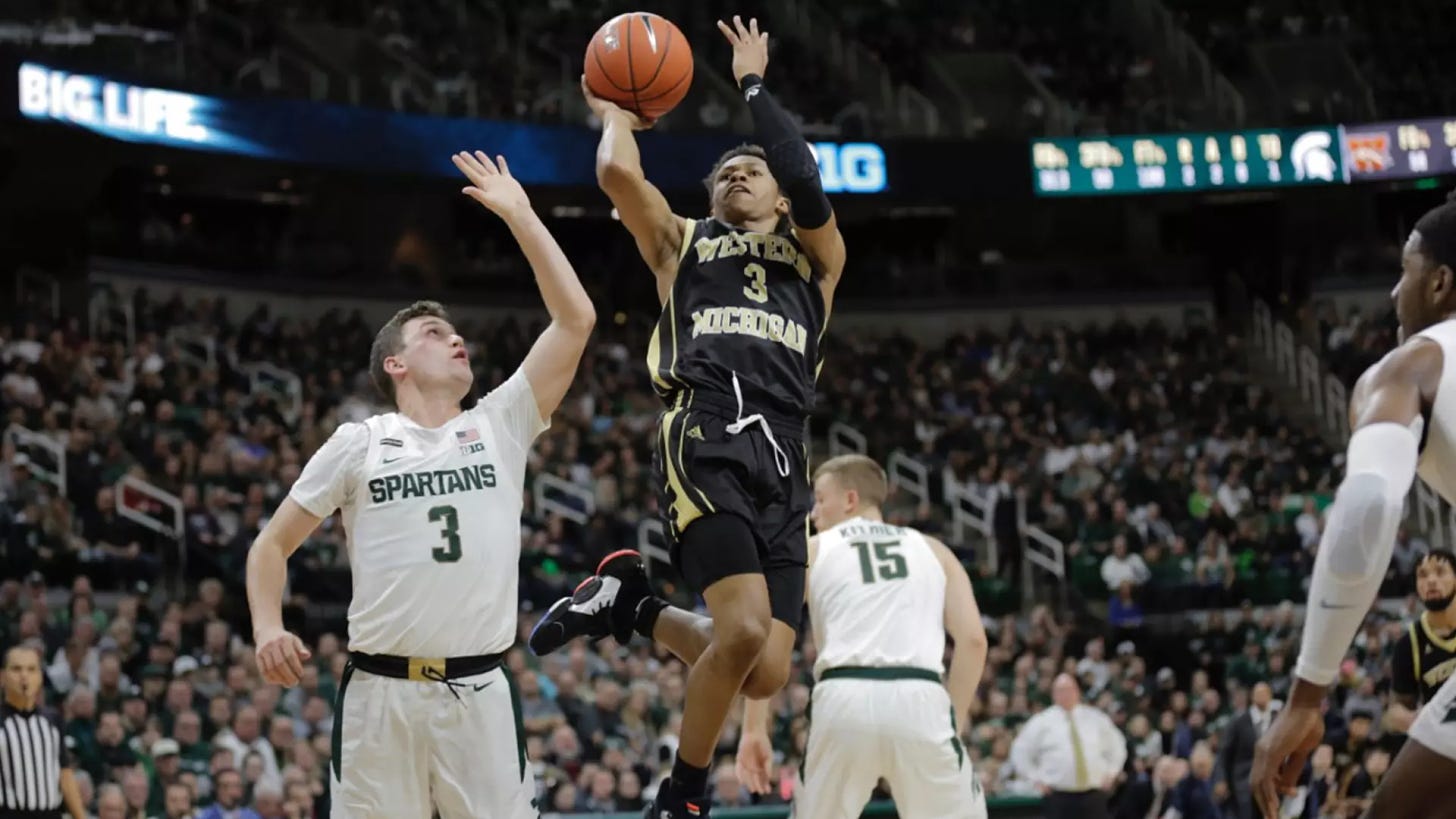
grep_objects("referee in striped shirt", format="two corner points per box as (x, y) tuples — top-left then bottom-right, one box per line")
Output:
(1, 645), (85, 819)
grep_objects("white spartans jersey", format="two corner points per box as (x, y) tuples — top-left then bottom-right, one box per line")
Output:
(810, 516), (947, 679)
(1414, 319), (1456, 502)
(290, 369), (547, 657)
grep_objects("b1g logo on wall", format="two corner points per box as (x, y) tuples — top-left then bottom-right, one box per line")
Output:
(810, 142), (888, 194)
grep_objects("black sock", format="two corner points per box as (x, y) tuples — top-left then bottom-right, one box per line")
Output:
(669, 754), (709, 797)
(634, 595), (668, 640)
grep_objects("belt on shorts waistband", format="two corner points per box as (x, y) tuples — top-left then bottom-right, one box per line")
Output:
(673, 389), (807, 440)
(0, 809), (64, 819)
(350, 651), (505, 682)
(820, 665), (942, 683)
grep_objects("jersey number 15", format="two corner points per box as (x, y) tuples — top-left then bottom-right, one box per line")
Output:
(851, 540), (908, 584)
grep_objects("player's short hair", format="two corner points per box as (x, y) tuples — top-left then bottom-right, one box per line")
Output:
(813, 454), (889, 509)
(369, 300), (451, 404)
(1419, 549), (1456, 572)
(703, 143), (771, 195)
(1414, 190), (1456, 273)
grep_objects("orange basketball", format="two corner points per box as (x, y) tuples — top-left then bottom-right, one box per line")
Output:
(585, 12), (694, 121)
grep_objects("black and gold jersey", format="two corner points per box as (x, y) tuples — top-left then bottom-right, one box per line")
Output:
(647, 217), (827, 424)
(1392, 611), (1456, 704)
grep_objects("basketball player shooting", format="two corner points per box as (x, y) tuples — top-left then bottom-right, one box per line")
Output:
(528, 14), (847, 819)
(737, 455), (990, 819)
(1251, 193), (1456, 819)
(245, 151), (595, 819)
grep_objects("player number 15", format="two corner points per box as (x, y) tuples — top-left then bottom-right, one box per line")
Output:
(851, 540), (908, 583)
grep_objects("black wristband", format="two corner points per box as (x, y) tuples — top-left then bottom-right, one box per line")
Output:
(738, 74), (764, 95)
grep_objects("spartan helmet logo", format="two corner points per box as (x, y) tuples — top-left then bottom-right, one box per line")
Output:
(1291, 131), (1337, 182)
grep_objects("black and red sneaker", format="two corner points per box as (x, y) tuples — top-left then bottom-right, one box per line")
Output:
(644, 783), (711, 819)
(527, 550), (649, 656)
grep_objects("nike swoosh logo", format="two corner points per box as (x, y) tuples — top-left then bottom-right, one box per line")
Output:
(1318, 600), (1354, 609)
(382, 456), (403, 464)
(473, 682), (493, 692)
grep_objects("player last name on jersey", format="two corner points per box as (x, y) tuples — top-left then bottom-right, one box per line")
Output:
(367, 463), (497, 504)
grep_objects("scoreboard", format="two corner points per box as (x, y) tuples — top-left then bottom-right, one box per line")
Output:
(1032, 128), (1342, 196)
(1342, 117), (1456, 181)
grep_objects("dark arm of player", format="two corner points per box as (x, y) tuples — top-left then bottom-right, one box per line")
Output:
(1290, 340), (1438, 699)
(588, 80), (686, 281)
(738, 75), (847, 288)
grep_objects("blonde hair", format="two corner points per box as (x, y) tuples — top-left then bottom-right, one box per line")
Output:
(813, 454), (889, 509)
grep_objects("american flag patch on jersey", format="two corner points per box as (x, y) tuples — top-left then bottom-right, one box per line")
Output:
(456, 428), (479, 444)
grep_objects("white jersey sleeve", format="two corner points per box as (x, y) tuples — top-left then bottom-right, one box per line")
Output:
(471, 368), (549, 474)
(289, 422), (370, 518)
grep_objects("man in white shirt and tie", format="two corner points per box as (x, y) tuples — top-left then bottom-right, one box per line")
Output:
(1010, 673), (1127, 819)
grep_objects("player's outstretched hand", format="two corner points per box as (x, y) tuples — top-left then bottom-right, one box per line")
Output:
(579, 75), (656, 130)
(735, 730), (775, 795)
(453, 151), (532, 219)
(1250, 702), (1324, 818)
(255, 628), (312, 687)
(716, 15), (769, 86)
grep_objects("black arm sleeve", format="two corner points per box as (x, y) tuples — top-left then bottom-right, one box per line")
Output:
(739, 75), (833, 229)
(1391, 628), (1419, 700)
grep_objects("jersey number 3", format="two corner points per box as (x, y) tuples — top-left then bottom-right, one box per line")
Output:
(428, 505), (462, 563)
(851, 540), (908, 583)
(743, 263), (768, 304)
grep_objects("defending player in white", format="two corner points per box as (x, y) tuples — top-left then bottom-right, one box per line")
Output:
(737, 454), (990, 819)
(1252, 193), (1456, 819)
(244, 151), (595, 819)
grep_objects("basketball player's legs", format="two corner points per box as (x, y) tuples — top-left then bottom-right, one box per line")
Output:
(883, 683), (985, 819)
(428, 666), (538, 819)
(670, 514), (775, 772)
(330, 669), (432, 819)
(648, 561), (800, 699)
(793, 680), (881, 819)
(1369, 676), (1456, 819)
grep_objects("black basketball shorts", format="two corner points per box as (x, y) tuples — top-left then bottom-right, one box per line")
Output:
(653, 401), (811, 628)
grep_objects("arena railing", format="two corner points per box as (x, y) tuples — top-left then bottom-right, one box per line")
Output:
(244, 363), (304, 427)
(827, 422), (867, 458)
(88, 284), (137, 350)
(114, 473), (186, 594)
(945, 478), (996, 573)
(569, 795), (1044, 819)
(636, 518), (673, 580)
(17, 267), (60, 322)
(777, 0), (942, 137)
(535, 472), (597, 526)
(4, 423), (66, 497)
(1110, 0), (1246, 127)
(1251, 298), (1451, 550)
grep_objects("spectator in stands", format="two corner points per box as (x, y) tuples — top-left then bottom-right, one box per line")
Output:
(197, 768), (259, 819)
(1220, 681), (1274, 819)
(1101, 536), (1150, 591)
(163, 781), (195, 819)
(1169, 742), (1220, 819)
(1114, 754), (1185, 819)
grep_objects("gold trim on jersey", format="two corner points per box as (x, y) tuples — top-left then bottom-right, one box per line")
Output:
(1421, 611), (1456, 652)
(658, 406), (712, 535)
(1412, 622), (1424, 683)
(647, 322), (671, 391)
(678, 218), (697, 262)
